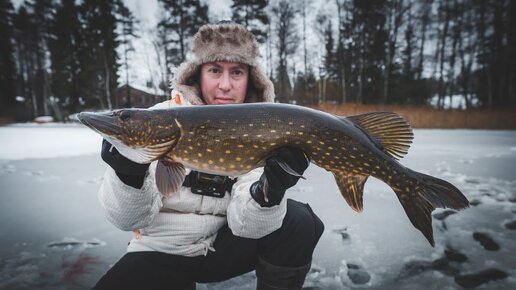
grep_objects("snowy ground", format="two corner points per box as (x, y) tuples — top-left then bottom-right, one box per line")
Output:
(0, 124), (515, 290)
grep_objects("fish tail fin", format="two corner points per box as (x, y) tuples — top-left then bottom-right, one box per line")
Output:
(393, 170), (469, 246)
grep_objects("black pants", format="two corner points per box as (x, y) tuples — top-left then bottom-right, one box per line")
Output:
(93, 199), (324, 290)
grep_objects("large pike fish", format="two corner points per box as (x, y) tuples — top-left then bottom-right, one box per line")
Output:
(78, 103), (469, 246)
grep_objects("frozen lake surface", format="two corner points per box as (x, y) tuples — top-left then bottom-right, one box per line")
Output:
(0, 124), (515, 289)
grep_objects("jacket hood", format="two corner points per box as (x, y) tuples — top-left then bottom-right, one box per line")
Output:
(170, 22), (275, 105)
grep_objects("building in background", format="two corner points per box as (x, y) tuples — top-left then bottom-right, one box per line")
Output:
(114, 84), (168, 109)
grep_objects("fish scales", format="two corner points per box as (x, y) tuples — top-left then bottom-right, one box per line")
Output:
(77, 103), (469, 246)
(170, 104), (357, 176)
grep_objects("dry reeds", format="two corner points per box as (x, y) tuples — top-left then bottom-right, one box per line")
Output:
(310, 103), (516, 129)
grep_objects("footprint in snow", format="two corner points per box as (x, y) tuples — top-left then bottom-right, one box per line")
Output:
(47, 241), (103, 250)
(454, 268), (508, 288)
(433, 209), (457, 221)
(0, 164), (15, 174)
(503, 220), (516, 230)
(472, 232), (500, 251)
(444, 248), (468, 263)
(398, 258), (459, 279)
(398, 247), (467, 280)
(333, 228), (351, 242)
(345, 263), (371, 285)
(469, 199), (482, 206)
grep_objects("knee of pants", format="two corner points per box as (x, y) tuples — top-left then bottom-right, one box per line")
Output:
(259, 200), (325, 267)
(281, 199), (325, 248)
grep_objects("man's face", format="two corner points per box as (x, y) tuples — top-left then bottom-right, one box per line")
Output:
(200, 62), (249, 105)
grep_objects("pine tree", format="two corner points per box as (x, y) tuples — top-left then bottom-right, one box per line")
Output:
(231, 0), (269, 43)
(15, 0), (55, 117)
(0, 0), (17, 109)
(507, 0), (516, 105)
(334, 0), (353, 104)
(314, 12), (330, 103)
(416, 0), (432, 81)
(271, 0), (298, 103)
(351, 0), (389, 104)
(117, 2), (139, 107)
(322, 18), (333, 103)
(29, 0), (55, 116)
(13, 6), (35, 116)
(157, 0), (209, 73)
(79, 0), (120, 110)
(321, 20), (335, 102)
(49, 0), (82, 114)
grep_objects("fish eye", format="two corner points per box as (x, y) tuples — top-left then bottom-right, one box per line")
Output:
(119, 110), (132, 121)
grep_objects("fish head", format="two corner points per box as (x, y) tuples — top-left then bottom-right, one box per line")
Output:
(78, 109), (180, 163)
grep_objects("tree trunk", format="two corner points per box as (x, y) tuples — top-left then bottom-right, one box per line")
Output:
(437, 0), (449, 108)
(446, 0), (461, 108)
(104, 52), (112, 110)
(508, 0), (516, 105)
(417, 0), (431, 80)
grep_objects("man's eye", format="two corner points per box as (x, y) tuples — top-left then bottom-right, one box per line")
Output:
(209, 68), (221, 74)
(232, 70), (243, 76)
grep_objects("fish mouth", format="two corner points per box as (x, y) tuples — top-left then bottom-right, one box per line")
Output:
(77, 111), (122, 137)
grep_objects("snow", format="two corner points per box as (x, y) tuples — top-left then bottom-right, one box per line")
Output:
(427, 94), (481, 109)
(0, 124), (515, 289)
(0, 123), (102, 160)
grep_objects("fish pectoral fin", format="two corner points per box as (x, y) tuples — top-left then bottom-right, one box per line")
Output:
(107, 137), (173, 164)
(333, 173), (369, 212)
(345, 112), (413, 159)
(155, 159), (186, 198)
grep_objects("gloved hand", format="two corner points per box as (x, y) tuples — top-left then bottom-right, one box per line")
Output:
(250, 147), (309, 207)
(101, 139), (150, 189)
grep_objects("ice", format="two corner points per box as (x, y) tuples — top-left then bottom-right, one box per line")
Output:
(0, 123), (102, 160)
(0, 125), (515, 289)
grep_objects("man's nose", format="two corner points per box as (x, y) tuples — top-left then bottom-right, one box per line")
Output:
(218, 72), (231, 91)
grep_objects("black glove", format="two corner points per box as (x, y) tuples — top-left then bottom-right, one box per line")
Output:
(101, 139), (150, 189)
(250, 147), (309, 207)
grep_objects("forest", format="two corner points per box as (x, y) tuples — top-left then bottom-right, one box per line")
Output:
(0, 0), (515, 122)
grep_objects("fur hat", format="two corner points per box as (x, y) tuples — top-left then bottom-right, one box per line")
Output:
(170, 22), (275, 104)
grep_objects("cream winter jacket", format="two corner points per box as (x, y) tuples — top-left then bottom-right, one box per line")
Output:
(97, 91), (287, 257)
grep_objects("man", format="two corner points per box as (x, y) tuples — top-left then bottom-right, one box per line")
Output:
(93, 21), (324, 290)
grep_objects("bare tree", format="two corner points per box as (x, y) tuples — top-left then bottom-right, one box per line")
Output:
(384, 0), (408, 102)
(436, 0), (450, 108)
(271, 0), (299, 103)
(314, 11), (331, 103)
(416, 0), (432, 80)
(458, 0), (476, 108)
(118, 3), (139, 107)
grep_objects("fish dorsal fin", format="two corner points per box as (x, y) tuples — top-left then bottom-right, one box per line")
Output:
(346, 112), (413, 159)
(156, 159), (186, 198)
(333, 173), (368, 212)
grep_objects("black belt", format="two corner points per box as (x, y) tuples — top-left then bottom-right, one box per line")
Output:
(183, 171), (237, 198)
